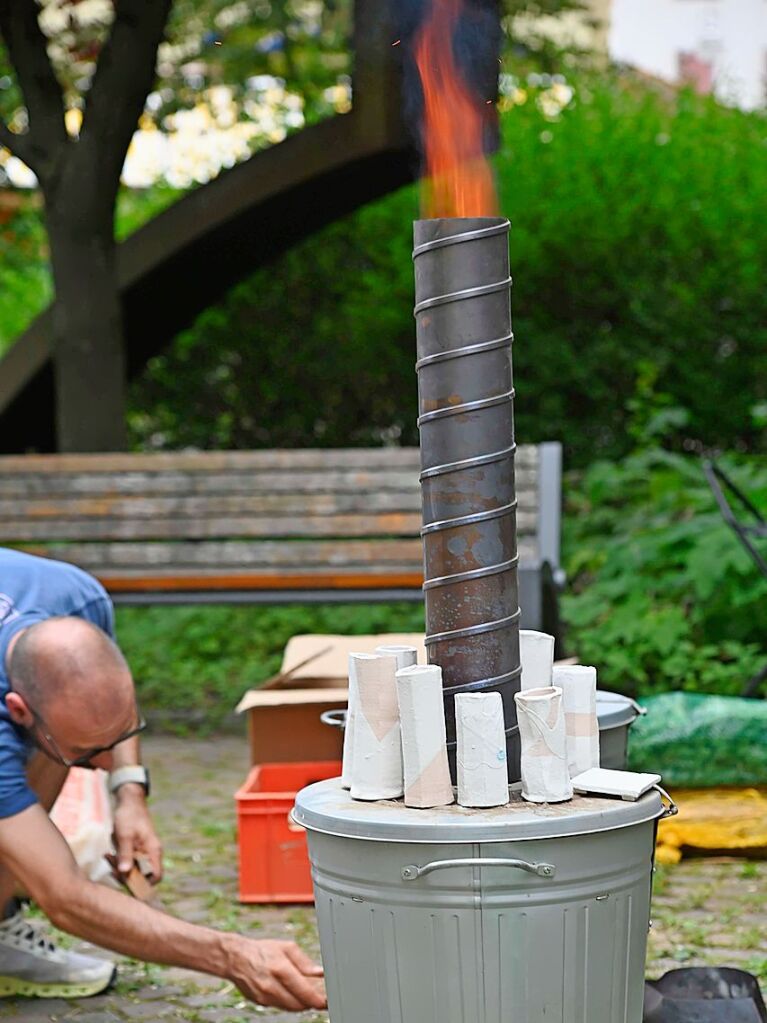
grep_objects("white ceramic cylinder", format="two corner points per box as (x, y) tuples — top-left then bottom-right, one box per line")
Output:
(514, 686), (573, 803)
(519, 630), (555, 690)
(395, 664), (454, 809)
(455, 692), (509, 808)
(350, 653), (404, 801)
(374, 645), (418, 672)
(341, 652), (369, 789)
(553, 664), (600, 778)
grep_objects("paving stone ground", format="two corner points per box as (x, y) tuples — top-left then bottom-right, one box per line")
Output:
(1, 733), (764, 1020)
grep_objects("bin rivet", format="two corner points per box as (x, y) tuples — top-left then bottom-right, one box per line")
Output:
(402, 866), (418, 881)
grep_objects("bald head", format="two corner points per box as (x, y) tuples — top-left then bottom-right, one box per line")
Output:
(9, 617), (134, 718)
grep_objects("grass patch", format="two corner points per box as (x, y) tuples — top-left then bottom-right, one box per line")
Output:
(117, 601), (424, 729)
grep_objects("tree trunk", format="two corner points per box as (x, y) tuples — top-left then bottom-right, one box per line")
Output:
(46, 216), (127, 453)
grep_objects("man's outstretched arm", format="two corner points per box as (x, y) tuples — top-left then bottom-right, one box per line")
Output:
(0, 805), (326, 1012)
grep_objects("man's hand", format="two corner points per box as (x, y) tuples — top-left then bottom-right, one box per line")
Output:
(224, 935), (327, 1012)
(113, 785), (163, 882)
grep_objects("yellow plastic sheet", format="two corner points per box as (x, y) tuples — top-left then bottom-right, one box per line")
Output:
(657, 788), (767, 864)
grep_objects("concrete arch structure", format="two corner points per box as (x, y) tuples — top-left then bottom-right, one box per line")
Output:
(0, 1), (416, 452)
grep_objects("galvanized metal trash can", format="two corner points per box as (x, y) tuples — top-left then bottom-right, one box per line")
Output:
(294, 780), (669, 1023)
(596, 691), (644, 770)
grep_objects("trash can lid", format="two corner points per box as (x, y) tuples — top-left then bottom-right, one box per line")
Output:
(597, 689), (643, 730)
(293, 778), (664, 844)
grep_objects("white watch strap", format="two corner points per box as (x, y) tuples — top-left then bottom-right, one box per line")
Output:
(109, 765), (148, 794)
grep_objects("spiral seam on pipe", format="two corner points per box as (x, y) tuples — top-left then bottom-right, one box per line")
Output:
(414, 276), (512, 316)
(416, 331), (514, 370)
(424, 609), (522, 647)
(419, 442), (516, 481)
(417, 388), (516, 426)
(422, 554), (520, 591)
(442, 665), (523, 695)
(421, 500), (518, 536)
(412, 219), (510, 258)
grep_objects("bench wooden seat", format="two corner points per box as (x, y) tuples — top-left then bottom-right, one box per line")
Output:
(0, 445), (562, 630)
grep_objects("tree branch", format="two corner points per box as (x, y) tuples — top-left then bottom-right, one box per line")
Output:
(80, 0), (173, 184)
(0, 0), (67, 175)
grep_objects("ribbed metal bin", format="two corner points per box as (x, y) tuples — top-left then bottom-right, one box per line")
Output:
(294, 780), (668, 1023)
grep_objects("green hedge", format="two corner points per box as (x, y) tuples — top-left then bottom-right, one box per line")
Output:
(116, 602), (425, 729)
(115, 446), (767, 726)
(130, 74), (767, 465)
(562, 448), (767, 697)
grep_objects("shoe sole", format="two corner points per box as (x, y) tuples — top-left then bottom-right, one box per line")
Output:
(0, 965), (116, 999)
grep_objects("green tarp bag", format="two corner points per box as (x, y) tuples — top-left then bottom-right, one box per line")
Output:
(627, 692), (767, 788)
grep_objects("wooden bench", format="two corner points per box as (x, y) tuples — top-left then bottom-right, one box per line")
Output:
(0, 444), (563, 632)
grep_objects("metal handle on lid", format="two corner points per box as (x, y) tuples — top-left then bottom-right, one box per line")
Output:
(320, 709), (347, 730)
(654, 784), (678, 819)
(401, 857), (556, 881)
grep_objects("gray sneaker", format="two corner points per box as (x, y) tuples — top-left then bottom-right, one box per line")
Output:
(0, 909), (116, 998)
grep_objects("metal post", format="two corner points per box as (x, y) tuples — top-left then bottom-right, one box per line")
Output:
(413, 216), (521, 780)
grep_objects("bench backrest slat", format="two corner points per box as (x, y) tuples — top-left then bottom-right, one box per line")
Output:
(0, 446), (553, 587)
(0, 448), (538, 472)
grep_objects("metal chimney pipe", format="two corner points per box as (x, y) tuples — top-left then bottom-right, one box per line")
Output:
(413, 216), (521, 781)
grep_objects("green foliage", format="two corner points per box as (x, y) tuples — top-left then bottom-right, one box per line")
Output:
(0, 186), (179, 355)
(128, 183), (422, 448)
(561, 448), (767, 697)
(116, 446), (766, 726)
(116, 601), (424, 728)
(160, 0), (354, 127)
(0, 196), (51, 352)
(115, 185), (185, 241)
(129, 76), (767, 464)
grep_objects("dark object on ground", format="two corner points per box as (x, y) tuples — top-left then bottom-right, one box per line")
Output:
(628, 692), (767, 787)
(644, 967), (767, 1022)
(704, 460), (767, 697)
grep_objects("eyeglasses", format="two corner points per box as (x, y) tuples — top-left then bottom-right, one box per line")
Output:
(26, 705), (147, 769)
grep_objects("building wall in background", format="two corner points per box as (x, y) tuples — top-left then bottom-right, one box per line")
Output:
(609, 0), (766, 109)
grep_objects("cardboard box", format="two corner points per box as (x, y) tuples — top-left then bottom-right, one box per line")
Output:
(276, 633), (427, 688)
(235, 634), (426, 764)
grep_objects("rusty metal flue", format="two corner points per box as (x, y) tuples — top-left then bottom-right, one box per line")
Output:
(413, 216), (521, 780)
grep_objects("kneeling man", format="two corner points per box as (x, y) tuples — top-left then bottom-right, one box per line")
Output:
(0, 547), (325, 1012)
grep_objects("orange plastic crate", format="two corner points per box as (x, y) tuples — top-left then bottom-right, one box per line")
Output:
(236, 760), (341, 903)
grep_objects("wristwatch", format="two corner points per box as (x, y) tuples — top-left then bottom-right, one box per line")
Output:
(109, 765), (151, 798)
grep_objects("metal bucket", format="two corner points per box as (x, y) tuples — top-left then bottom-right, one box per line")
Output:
(294, 780), (672, 1023)
(596, 690), (645, 770)
(321, 688), (644, 771)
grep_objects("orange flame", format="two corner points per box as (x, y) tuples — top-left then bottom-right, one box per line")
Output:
(414, 0), (498, 219)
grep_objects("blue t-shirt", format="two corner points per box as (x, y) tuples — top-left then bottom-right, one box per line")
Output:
(0, 548), (115, 819)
